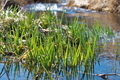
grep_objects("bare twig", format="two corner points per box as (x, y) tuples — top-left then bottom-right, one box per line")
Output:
(1, 0), (9, 10)
(78, 71), (120, 79)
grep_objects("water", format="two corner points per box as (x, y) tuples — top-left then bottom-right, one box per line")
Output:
(1, 2), (120, 80)
(0, 58), (120, 80)
(67, 12), (120, 32)
(23, 2), (120, 31)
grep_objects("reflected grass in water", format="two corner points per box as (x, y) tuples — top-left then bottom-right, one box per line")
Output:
(0, 9), (114, 79)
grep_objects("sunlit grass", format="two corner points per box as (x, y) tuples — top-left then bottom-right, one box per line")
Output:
(0, 9), (114, 79)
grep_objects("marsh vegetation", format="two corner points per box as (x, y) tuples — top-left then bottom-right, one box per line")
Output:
(0, 9), (117, 80)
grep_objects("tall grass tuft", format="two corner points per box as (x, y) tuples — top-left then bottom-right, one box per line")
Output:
(0, 9), (114, 79)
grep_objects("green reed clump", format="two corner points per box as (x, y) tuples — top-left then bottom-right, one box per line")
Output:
(0, 9), (114, 79)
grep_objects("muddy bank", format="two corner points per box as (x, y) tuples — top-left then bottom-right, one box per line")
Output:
(67, 0), (120, 13)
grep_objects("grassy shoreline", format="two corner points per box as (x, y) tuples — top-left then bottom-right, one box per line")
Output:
(0, 9), (114, 79)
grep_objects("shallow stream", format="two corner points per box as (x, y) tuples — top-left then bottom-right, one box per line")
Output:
(0, 2), (120, 80)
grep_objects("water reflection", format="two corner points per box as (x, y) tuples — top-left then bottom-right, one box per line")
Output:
(0, 58), (120, 80)
(65, 12), (120, 32)
(0, 57), (32, 80)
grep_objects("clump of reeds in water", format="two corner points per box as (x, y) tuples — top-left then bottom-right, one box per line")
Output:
(0, 9), (114, 79)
